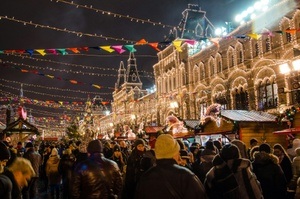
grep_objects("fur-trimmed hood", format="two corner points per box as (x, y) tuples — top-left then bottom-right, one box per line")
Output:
(253, 151), (279, 165)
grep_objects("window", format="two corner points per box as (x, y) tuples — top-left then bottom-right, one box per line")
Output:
(234, 88), (249, 110)
(265, 38), (271, 52)
(254, 43), (259, 57)
(258, 80), (278, 110)
(199, 101), (207, 118)
(286, 28), (292, 43)
(215, 96), (227, 110)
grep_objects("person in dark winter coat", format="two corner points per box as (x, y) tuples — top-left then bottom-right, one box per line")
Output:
(58, 148), (75, 199)
(22, 142), (42, 199)
(135, 134), (208, 199)
(0, 157), (35, 199)
(273, 143), (293, 184)
(252, 143), (287, 199)
(123, 139), (155, 199)
(204, 143), (263, 199)
(0, 141), (10, 174)
(72, 139), (123, 199)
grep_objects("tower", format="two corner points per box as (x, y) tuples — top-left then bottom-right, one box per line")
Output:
(178, 4), (215, 40)
(115, 61), (126, 90)
(125, 52), (142, 89)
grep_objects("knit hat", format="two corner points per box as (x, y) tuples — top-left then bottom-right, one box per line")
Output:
(0, 141), (10, 161)
(134, 139), (145, 148)
(259, 143), (271, 153)
(87, 139), (103, 154)
(25, 142), (33, 148)
(155, 134), (180, 159)
(220, 144), (240, 161)
(113, 144), (121, 152)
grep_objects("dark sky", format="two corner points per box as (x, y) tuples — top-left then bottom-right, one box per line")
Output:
(0, 0), (251, 119)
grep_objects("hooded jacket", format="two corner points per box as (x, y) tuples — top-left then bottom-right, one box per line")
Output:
(252, 152), (287, 199)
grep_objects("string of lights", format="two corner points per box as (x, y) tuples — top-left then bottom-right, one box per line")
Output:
(0, 79), (111, 96)
(51, 0), (176, 29)
(6, 54), (154, 76)
(2, 60), (154, 78)
(0, 15), (135, 43)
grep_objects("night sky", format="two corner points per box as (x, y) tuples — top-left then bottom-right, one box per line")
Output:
(0, 0), (251, 120)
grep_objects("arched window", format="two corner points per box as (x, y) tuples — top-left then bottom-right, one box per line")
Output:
(254, 43), (259, 57)
(265, 38), (271, 52)
(234, 88), (249, 110)
(258, 80), (278, 110)
(215, 95), (228, 110)
(209, 59), (215, 76)
(199, 101), (207, 118)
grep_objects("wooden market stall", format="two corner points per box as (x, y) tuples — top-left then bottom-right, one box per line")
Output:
(198, 110), (289, 149)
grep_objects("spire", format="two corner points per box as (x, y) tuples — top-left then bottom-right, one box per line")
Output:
(126, 52), (141, 84)
(115, 61), (126, 90)
(179, 4), (214, 40)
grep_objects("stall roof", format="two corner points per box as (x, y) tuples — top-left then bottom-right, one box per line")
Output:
(273, 127), (300, 135)
(184, 119), (199, 129)
(221, 110), (277, 122)
(3, 117), (39, 135)
(144, 126), (164, 134)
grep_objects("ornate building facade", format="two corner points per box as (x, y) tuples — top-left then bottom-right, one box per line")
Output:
(99, 0), (300, 135)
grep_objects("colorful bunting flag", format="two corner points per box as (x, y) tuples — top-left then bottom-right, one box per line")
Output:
(100, 46), (114, 53)
(112, 46), (126, 54)
(173, 40), (183, 52)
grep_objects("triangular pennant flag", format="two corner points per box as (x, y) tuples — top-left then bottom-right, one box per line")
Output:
(112, 46), (125, 54)
(90, 46), (101, 50)
(285, 29), (297, 34)
(261, 31), (274, 37)
(124, 45), (137, 52)
(92, 84), (101, 89)
(209, 37), (221, 47)
(148, 42), (160, 51)
(172, 40), (183, 52)
(67, 48), (80, 53)
(184, 39), (196, 45)
(46, 75), (55, 79)
(79, 47), (89, 51)
(100, 46), (114, 53)
(21, 69), (29, 73)
(274, 30), (283, 34)
(57, 49), (68, 55)
(70, 80), (78, 84)
(247, 33), (261, 40)
(36, 49), (46, 56)
(48, 49), (58, 55)
(16, 50), (25, 54)
(135, 39), (148, 45)
(235, 35), (247, 39)
(26, 49), (34, 56)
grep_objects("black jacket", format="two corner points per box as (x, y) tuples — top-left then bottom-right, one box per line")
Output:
(72, 153), (122, 199)
(135, 159), (208, 199)
(252, 152), (287, 199)
(0, 169), (22, 199)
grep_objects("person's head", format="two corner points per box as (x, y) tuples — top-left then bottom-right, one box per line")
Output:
(220, 143), (240, 161)
(0, 141), (10, 169)
(179, 150), (190, 165)
(259, 143), (271, 154)
(155, 134), (180, 161)
(119, 140), (127, 148)
(25, 142), (34, 150)
(250, 138), (258, 147)
(273, 143), (285, 158)
(134, 139), (145, 152)
(113, 144), (122, 157)
(87, 139), (103, 154)
(7, 157), (35, 189)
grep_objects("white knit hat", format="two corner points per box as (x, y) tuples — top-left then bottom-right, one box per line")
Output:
(155, 134), (180, 159)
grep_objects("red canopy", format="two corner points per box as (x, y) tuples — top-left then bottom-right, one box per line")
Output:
(273, 127), (300, 135)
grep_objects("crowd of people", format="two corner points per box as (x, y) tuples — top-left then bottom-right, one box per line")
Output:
(0, 135), (300, 199)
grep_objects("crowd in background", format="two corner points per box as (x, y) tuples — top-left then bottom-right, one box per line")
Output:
(0, 135), (300, 198)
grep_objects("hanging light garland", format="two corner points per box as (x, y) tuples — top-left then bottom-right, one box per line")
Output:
(0, 79), (112, 96)
(51, 0), (176, 29)
(7, 54), (154, 76)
